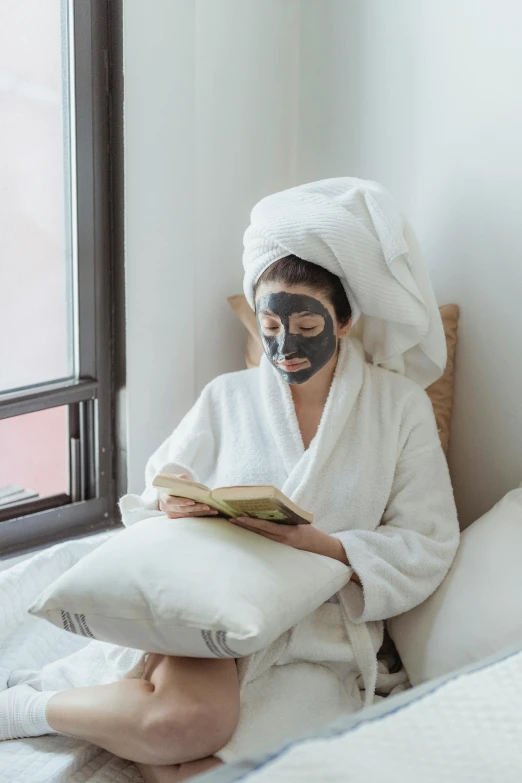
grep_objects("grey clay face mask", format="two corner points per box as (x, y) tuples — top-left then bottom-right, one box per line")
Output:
(256, 291), (337, 385)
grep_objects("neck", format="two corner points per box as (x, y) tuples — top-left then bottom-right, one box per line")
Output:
(289, 342), (340, 409)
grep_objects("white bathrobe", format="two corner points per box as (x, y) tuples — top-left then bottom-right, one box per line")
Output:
(119, 336), (459, 761)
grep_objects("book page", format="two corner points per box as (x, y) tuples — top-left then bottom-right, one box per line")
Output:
(222, 498), (311, 525)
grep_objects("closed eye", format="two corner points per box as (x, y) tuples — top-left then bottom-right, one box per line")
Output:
(300, 327), (316, 332)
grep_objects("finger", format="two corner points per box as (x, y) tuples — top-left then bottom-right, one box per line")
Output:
(164, 507), (220, 519)
(177, 504), (219, 516)
(167, 495), (196, 508)
(159, 499), (194, 514)
(190, 503), (219, 513)
(159, 493), (196, 508)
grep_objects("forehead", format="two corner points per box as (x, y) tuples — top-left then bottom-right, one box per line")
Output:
(255, 283), (330, 315)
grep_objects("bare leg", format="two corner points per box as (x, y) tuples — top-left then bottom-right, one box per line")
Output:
(46, 655), (239, 766)
(136, 756), (222, 783)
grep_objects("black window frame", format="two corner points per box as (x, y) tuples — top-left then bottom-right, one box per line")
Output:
(0, 0), (124, 556)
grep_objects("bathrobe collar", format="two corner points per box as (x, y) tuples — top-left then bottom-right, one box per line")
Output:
(259, 336), (366, 507)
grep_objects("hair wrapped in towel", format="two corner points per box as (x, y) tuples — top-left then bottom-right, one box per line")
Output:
(243, 177), (446, 389)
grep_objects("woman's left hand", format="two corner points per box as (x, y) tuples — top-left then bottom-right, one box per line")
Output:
(229, 517), (350, 566)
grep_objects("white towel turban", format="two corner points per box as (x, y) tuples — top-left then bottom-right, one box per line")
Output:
(242, 177), (446, 389)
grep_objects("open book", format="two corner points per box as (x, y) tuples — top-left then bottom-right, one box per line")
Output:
(152, 474), (313, 525)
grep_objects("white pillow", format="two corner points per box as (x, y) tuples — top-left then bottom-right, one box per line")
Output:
(389, 487), (522, 685)
(30, 517), (351, 657)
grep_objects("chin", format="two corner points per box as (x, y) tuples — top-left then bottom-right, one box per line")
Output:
(278, 368), (314, 385)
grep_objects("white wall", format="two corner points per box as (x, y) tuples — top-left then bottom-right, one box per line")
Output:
(297, 0), (522, 526)
(124, 0), (196, 493)
(124, 0), (300, 492)
(193, 0), (300, 392)
(125, 0), (522, 526)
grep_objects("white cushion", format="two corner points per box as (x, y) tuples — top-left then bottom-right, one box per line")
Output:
(30, 517), (351, 658)
(389, 487), (522, 685)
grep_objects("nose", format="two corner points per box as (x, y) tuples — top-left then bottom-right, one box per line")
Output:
(279, 328), (299, 357)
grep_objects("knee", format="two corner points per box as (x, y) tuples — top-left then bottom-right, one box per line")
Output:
(140, 698), (238, 765)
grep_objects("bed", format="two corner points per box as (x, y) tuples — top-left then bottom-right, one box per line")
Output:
(2, 530), (522, 783)
(195, 642), (522, 782)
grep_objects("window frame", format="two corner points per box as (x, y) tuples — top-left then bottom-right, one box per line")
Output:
(0, 0), (123, 556)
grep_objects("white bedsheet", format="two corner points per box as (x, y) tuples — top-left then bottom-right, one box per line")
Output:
(209, 646), (522, 783)
(0, 534), (145, 783)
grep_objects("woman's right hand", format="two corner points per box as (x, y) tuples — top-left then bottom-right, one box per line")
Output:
(158, 473), (220, 519)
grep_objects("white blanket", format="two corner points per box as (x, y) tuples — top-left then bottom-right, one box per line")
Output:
(119, 335), (459, 760)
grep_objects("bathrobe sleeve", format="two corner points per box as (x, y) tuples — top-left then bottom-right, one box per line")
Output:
(332, 389), (460, 624)
(118, 384), (218, 527)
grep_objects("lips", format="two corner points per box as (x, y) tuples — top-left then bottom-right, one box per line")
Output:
(276, 359), (310, 371)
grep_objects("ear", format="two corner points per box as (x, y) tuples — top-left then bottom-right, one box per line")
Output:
(338, 317), (352, 338)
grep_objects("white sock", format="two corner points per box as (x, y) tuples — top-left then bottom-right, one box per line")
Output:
(0, 685), (59, 741)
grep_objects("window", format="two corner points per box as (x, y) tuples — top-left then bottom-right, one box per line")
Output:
(0, 1), (122, 555)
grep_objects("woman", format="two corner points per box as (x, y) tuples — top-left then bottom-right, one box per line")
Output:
(1, 178), (459, 782)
